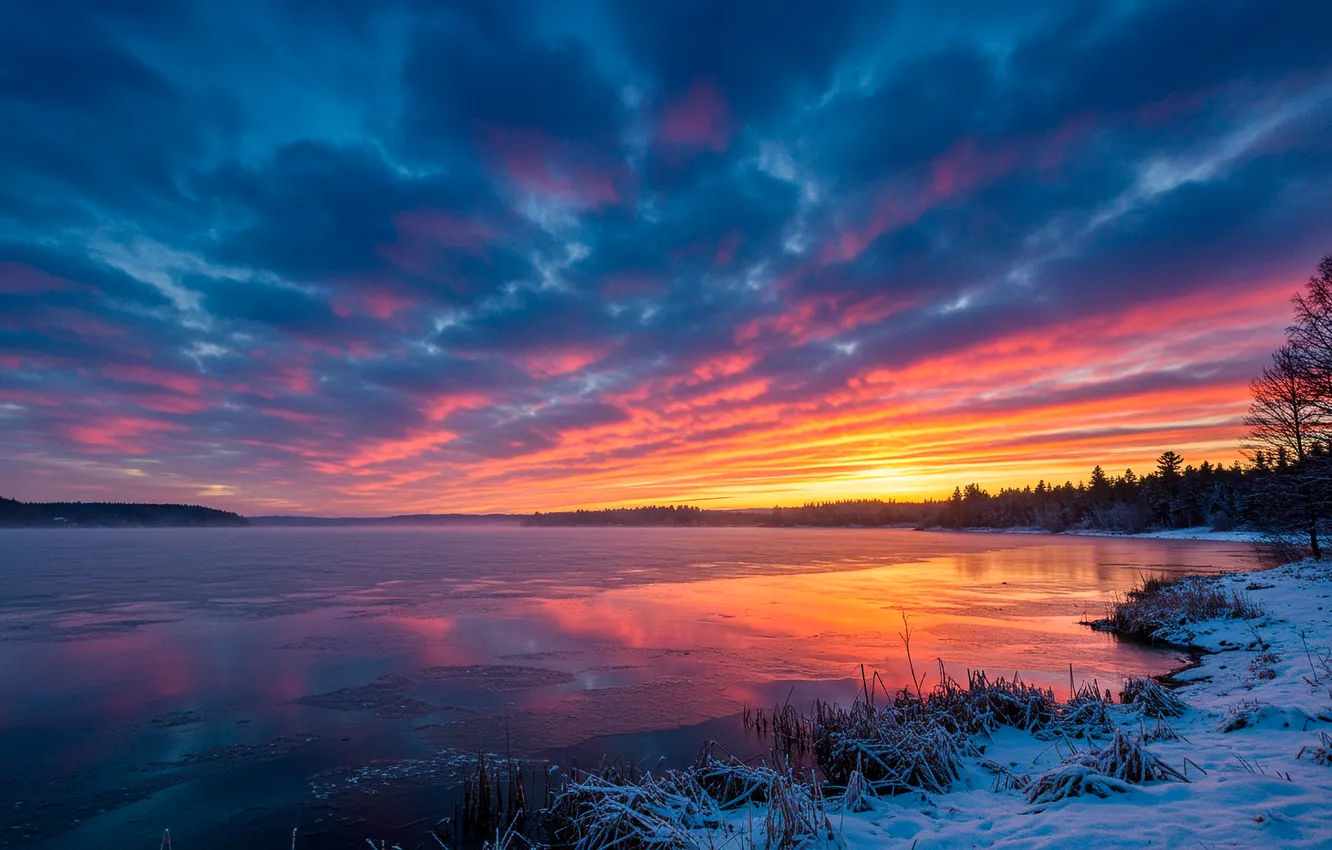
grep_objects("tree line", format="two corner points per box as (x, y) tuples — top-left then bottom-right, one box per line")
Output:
(524, 505), (766, 527)
(927, 451), (1246, 533)
(0, 497), (249, 528)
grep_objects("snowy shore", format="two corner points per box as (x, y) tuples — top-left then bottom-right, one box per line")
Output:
(920, 525), (1265, 544)
(819, 557), (1332, 847)
(561, 558), (1332, 848)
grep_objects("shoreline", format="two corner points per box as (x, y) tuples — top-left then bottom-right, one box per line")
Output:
(533, 557), (1331, 848)
(919, 524), (1265, 543)
(825, 557), (1332, 846)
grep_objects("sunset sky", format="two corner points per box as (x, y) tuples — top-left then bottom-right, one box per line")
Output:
(2, 0), (1331, 515)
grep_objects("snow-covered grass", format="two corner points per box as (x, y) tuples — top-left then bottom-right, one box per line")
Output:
(1086, 572), (1263, 644)
(547, 757), (836, 849)
(536, 559), (1332, 848)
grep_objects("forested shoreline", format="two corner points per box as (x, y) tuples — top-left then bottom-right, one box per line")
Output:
(0, 497), (248, 528)
(522, 450), (1250, 533)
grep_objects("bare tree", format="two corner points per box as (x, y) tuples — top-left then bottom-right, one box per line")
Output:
(1288, 255), (1332, 405)
(1244, 343), (1330, 557)
(1245, 344), (1327, 463)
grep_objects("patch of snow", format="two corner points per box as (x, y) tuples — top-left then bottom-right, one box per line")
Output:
(923, 525), (1267, 543)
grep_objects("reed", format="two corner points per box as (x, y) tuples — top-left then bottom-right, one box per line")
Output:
(1044, 680), (1116, 741)
(1024, 729), (1185, 805)
(1120, 676), (1187, 718)
(544, 752), (835, 849)
(1088, 574), (1262, 643)
(453, 752), (539, 843)
(1297, 731), (1332, 766)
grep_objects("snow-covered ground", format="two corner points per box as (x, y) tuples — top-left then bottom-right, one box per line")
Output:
(540, 558), (1332, 849)
(819, 558), (1332, 848)
(919, 525), (1266, 542)
(1072, 526), (1266, 543)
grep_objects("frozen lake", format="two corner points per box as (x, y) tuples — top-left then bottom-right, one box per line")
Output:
(0, 527), (1259, 847)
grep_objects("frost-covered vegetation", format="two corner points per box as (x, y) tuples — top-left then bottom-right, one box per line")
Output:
(518, 562), (1332, 849)
(1087, 573), (1263, 644)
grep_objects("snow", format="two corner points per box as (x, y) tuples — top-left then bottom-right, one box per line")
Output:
(1074, 526), (1266, 543)
(719, 558), (1332, 847)
(918, 525), (1266, 543)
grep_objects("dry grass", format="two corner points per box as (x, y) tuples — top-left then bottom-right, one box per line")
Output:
(812, 666), (1068, 797)
(1089, 574), (1262, 643)
(545, 754), (836, 850)
(1297, 731), (1332, 766)
(1088, 730), (1187, 784)
(1024, 730), (1186, 805)
(839, 766), (874, 813)
(1120, 676), (1187, 718)
(1045, 681), (1117, 740)
(1216, 700), (1265, 733)
(1023, 762), (1132, 805)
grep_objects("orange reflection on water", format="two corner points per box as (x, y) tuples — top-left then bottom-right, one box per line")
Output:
(521, 537), (1234, 698)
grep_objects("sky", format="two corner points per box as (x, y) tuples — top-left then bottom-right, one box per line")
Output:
(1, 0), (1331, 516)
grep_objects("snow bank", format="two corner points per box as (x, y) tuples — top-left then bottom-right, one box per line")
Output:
(921, 526), (1266, 543)
(819, 558), (1332, 848)
(594, 559), (1332, 848)
(1079, 526), (1266, 543)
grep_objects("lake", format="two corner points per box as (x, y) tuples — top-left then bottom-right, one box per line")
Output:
(0, 527), (1258, 848)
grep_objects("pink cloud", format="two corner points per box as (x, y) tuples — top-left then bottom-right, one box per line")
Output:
(823, 138), (1020, 265)
(273, 365), (314, 394)
(482, 126), (622, 209)
(5, 308), (133, 345)
(236, 360), (315, 398)
(64, 416), (184, 454)
(422, 392), (491, 422)
(0, 263), (79, 295)
(332, 287), (416, 320)
(261, 408), (321, 424)
(1034, 112), (1099, 170)
(344, 429), (457, 468)
(735, 292), (914, 346)
(378, 210), (496, 275)
(660, 79), (733, 152)
(691, 353), (756, 383)
(516, 347), (605, 379)
(715, 230), (743, 267)
(928, 137), (1019, 201)
(103, 364), (209, 396)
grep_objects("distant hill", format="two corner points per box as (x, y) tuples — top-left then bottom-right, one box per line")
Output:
(0, 497), (249, 528)
(247, 513), (523, 527)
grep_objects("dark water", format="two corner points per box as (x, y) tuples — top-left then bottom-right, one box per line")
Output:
(0, 527), (1257, 848)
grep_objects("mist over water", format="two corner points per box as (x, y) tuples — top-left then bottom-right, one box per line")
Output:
(0, 527), (1258, 847)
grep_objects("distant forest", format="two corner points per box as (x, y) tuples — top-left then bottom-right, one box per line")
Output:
(521, 450), (1249, 533)
(525, 505), (767, 527)
(0, 497), (249, 528)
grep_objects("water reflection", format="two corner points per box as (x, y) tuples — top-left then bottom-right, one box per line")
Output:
(0, 528), (1258, 848)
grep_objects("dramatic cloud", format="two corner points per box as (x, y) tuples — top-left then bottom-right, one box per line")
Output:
(1, 0), (1330, 513)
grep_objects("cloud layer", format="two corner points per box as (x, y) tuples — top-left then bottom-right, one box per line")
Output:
(2, 0), (1330, 514)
